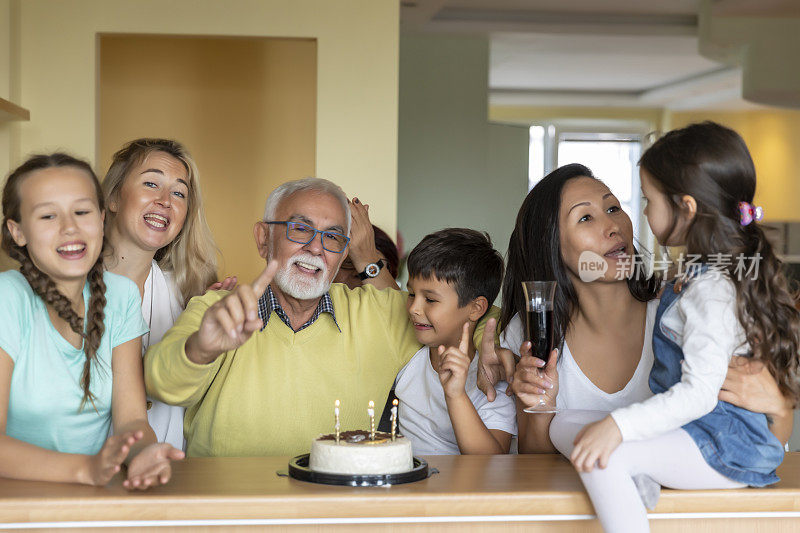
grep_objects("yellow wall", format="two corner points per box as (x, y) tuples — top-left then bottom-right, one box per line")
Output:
(667, 109), (800, 222)
(99, 35), (316, 281)
(7, 0), (399, 274)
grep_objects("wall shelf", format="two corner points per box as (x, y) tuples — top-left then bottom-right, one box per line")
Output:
(0, 97), (30, 121)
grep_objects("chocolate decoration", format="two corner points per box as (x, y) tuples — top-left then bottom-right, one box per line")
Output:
(317, 430), (403, 444)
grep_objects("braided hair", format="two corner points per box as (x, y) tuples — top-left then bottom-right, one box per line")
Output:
(2, 153), (107, 411)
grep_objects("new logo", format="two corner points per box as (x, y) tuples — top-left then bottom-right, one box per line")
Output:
(578, 250), (608, 282)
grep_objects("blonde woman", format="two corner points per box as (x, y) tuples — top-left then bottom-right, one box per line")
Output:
(103, 138), (233, 449)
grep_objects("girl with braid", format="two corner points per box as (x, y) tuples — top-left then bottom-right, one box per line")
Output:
(0, 153), (183, 488)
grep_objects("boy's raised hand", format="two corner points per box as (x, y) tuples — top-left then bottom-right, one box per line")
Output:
(187, 261), (279, 364)
(437, 322), (472, 399)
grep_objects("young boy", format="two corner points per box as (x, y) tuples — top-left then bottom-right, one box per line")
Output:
(395, 228), (516, 455)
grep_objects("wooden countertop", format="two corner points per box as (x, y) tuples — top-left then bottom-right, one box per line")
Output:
(2, 453), (800, 525)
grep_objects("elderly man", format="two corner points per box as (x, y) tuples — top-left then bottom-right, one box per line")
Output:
(145, 178), (437, 456)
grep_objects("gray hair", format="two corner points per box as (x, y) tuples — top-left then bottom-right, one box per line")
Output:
(262, 177), (351, 236)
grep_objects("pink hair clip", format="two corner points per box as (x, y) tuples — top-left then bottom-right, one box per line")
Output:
(738, 201), (764, 226)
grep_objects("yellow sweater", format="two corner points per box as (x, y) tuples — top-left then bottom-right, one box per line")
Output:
(144, 284), (420, 457)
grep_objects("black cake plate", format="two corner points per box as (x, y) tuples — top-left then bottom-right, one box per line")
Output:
(287, 454), (430, 487)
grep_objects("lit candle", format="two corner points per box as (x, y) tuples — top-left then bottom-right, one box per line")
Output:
(391, 398), (398, 441)
(334, 399), (341, 444)
(368, 400), (375, 440)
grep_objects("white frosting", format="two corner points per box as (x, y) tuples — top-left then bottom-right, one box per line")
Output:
(309, 436), (413, 475)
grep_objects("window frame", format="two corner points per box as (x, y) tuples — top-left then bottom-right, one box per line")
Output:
(529, 119), (656, 250)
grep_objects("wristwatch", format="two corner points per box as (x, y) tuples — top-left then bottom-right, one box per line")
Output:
(357, 259), (386, 280)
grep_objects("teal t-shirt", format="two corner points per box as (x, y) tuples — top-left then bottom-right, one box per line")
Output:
(0, 270), (148, 455)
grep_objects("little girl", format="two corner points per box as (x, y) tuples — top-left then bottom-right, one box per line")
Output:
(0, 153), (184, 488)
(556, 122), (800, 532)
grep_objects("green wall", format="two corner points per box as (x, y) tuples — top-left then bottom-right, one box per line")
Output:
(397, 32), (528, 283)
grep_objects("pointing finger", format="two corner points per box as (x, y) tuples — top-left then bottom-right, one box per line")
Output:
(481, 318), (497, 354)
(459, 322), (470, 354)
(252, 260), (279, 297)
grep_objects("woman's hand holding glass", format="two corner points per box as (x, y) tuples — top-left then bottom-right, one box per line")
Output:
(513, 342), (559, 411)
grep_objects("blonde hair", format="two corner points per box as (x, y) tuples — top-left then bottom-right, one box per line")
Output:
(103, 139), (218, 305)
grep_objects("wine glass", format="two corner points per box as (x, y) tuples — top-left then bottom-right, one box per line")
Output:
(521, 281), (559, 414)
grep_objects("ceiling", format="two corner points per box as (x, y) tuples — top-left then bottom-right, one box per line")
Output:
(400, 0), (766, 109)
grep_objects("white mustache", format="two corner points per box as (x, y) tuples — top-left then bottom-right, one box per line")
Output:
(289, 253), (326, 272)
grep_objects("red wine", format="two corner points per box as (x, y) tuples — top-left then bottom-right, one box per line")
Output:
(526, 308), (554, 359)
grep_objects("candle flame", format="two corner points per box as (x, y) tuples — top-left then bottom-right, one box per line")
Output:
(368, 400), (374, 408)
(335, 399), (340, 407)
(392, 399), (398, 407)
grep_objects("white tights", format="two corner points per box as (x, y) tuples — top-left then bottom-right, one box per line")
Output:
(549, 409), (745, 533)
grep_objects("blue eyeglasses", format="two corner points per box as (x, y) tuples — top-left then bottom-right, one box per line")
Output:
(266, 221), (350, 253)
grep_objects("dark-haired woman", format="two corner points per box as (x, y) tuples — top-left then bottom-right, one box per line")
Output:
(0, 153), (183, 488)
(481, 164), (792, 455)
(496, 164), (660, 453)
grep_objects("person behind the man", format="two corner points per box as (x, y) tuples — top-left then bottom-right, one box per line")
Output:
(143, 178), (495, 456)
(396, 229), (516, 455)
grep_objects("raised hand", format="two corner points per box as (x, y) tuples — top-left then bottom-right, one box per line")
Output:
(187, 261), (278, 364)
(124, 443), (185, 490)
(347, 198), (377, 267)
(437, 322), (472, 399)
(477, 318), (517, 401)
(513, 343), (558, 409)
(85, 431), (143, 486)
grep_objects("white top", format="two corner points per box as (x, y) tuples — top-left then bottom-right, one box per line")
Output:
(142, 261), (186, 450)
(611, 272), (748, 441)
(500, 298), (660, 411)
(395, 346), (517, 455)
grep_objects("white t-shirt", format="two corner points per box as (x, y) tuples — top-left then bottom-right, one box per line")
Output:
(499, 299), (659, 411)
(142, 261), (186, 450)
(395, 346), (517, 455)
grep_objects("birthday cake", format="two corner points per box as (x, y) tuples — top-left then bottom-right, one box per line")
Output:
(309, 430), (414, 475)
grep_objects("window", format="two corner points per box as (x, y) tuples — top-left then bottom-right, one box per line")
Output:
(529, 123), (648, 241)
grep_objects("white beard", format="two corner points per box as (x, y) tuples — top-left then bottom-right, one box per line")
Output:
(273, 252), (330, 300)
